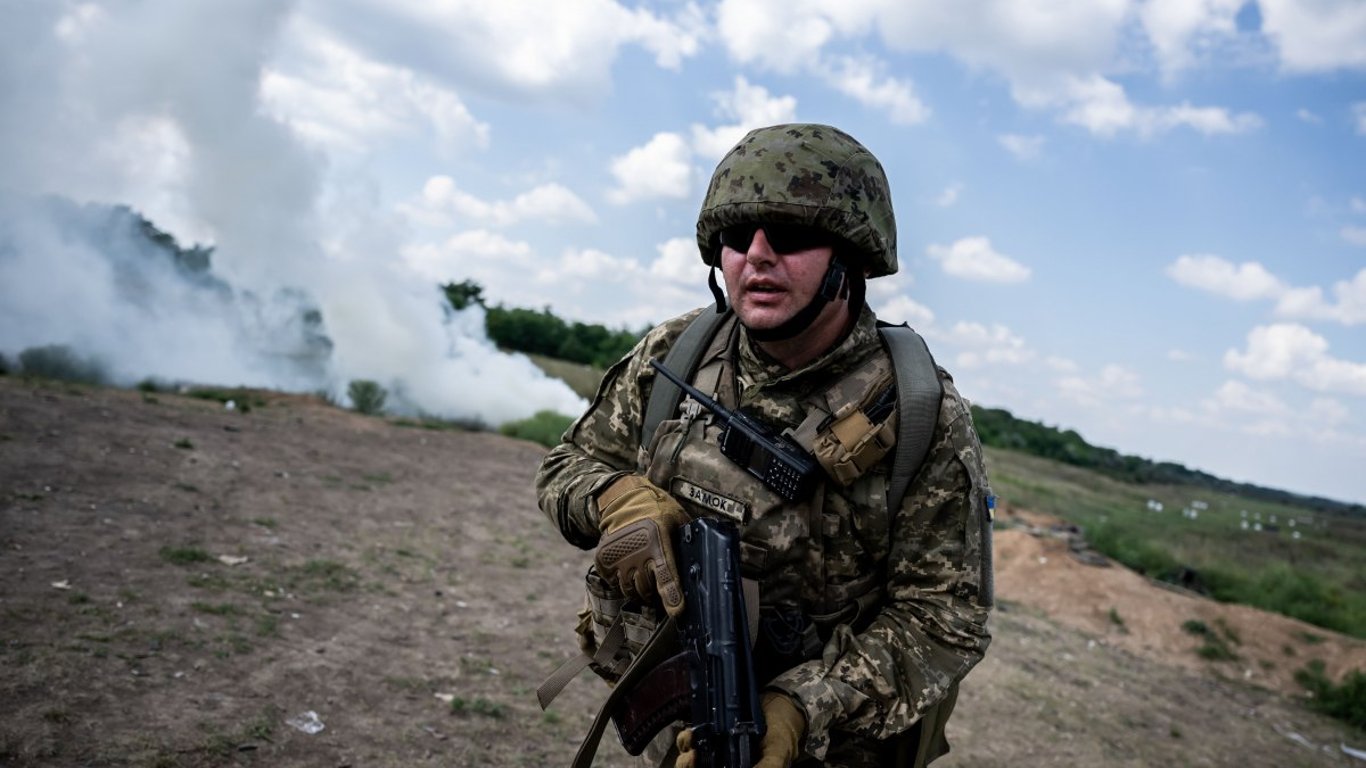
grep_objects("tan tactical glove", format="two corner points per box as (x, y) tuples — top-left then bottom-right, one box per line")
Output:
(754, 692), (806, 768)
(594, 475), (689, 617)
(674, 692), (806, 768)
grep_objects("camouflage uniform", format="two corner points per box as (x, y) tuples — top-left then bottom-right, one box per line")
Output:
(536, 124), (993, 767)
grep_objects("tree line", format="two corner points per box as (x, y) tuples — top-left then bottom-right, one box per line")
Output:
(443, 280), (646, 370)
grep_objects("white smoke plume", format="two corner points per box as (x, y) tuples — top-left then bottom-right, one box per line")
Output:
(0, 1), (585, 425)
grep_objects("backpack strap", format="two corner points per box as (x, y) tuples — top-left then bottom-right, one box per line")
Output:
(878, 323), (943, 514)
(641, 306), (731, 449)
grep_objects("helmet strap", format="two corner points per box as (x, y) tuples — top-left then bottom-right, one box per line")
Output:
(707, 263), (727, 312)
(747, 258), (848, 343)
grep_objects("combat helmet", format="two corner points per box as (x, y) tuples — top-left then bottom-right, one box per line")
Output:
(696, 123), (897, 277)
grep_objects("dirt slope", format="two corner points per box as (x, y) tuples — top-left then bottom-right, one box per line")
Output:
(0, 377), (1362, 767)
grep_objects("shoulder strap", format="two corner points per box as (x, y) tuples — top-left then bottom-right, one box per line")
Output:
(879, 323), (943, 514)
(641, 306), (732, 449)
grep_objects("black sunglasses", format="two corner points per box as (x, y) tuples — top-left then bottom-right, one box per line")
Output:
(717, 222), (832, 255)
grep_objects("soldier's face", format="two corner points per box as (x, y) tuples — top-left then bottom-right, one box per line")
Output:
(719, 226), (836, 332)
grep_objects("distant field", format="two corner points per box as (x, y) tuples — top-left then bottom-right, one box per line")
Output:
(985, 447), (1366, 639)
(526, 353), (605, 400)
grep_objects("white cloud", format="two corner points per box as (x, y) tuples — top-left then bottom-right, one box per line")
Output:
(1224, 323), (1366, 397)
(646, 241), (713, 321)
(403, 230), (534, 284)
(1167, 255), (1366, 326)
(874, 295), (935, 328)
(307, 0), (702, 102)
(607, 132), (694, 204)
(527, 246), (703, 327)
(868, 1), (1129, 81)
(1185, 382), (1361, 449)
(1341, 226), (1366, 246)
(714, 4), (927, 125)
(927, 237), (1031, 283)
(261, 21), (489, 155)
(1352, 196), (1366, 214)
(998, 133), (1045, 161)
(1038, 75), (1263, 138)
(709, 1), (1303, 140)
(1296, 108), (1322, 124)
(690, 77), (799, 161)
(1045, 356), (1079, 373)
(1356, 103), (1366, 135)
(1167, 348), (1196, 363)
(1318, 270), (1366, 325)
(404, 176), (596, 228)
(1199, 381), (1300, 438)
(1057, 364), (1143, 407)
(945, 321), (1033, 369)
(715, 0), (835, 74)
(650, 237), (706, 285)
(1309, 397), (1351, 426)
(821, 56), (929, 125)
(934, 183), (964, 207)
(1138, 0), (1244, 77)
(1258, 0), (1366, 73)
(1166, 254), (1285, 300)
(1206, 380), (1289, 415)
(549, 248), (640, 280)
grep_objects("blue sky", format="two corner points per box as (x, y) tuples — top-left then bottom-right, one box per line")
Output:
(2, 0), (1364, 503)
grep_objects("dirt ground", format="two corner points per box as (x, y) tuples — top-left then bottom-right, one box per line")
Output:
(1, 377), (1363, 767)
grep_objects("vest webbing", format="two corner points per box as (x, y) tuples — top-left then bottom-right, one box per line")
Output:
(640, 309), (943, 513)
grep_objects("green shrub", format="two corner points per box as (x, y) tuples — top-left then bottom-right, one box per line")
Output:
(442, 279), (486, 311)
(499, 410), (574, 448)
(450, 696), (506, 718)
(187, 387), (265, 412)
(348, 380), (388, 415)
(1295, 660), (1366, 729)
(0, 352), (11, 375)
(1181, 618), (1239, 661)
(1087, 520), (1182, 581)
(18, 345), (108, 385)
(160, 546), (213, 565)
(1205, 563), (1360, 637)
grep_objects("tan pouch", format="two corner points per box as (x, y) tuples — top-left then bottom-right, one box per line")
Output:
(812, 409), (896, 486)
(580, 566), (633, 681)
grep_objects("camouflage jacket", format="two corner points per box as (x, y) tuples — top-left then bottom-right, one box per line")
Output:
(536, 305), (993, 761)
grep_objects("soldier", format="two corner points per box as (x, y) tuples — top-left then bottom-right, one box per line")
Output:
(537, 123), (993, 768)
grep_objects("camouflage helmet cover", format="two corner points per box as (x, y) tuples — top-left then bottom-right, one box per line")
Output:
(696, 123), (897, 278)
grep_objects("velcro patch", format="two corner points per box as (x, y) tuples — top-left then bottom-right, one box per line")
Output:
(672, 479), (747, 523)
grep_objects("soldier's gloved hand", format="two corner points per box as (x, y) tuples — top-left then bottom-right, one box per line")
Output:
(755, 692), (806, 768)
(674, 727), (695, 768)
(673, 692), (805, 768)
(594, 475), (689, 617)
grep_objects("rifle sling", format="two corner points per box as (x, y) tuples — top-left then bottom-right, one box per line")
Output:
(536, 617), (627, 711)
(569, 615), (681, 768)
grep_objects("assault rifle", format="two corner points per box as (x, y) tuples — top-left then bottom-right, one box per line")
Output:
(609, 517), (766, 766)
(650, 359), (821, 502)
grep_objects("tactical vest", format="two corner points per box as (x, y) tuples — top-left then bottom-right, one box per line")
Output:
(543, 307), (958, 768)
